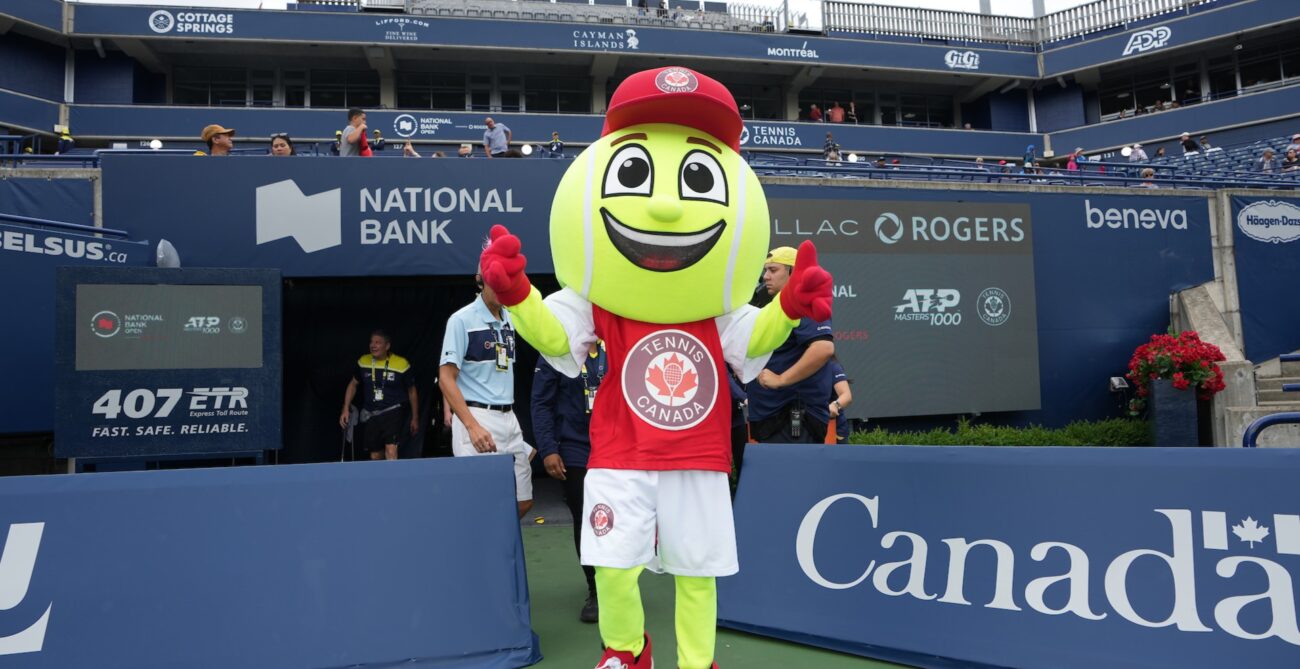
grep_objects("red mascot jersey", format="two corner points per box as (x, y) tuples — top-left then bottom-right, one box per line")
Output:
(588, 305), (732, 473)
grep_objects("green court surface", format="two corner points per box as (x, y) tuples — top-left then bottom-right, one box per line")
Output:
(522, 525), (911, 668)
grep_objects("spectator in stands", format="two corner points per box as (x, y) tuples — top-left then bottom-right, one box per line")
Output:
(845, 101), (858, 124)
(997, 159), (1010, 173)
(1256, 148), (1278, 173)
(458, 144), (473, 158)
(963, 122), (972, 130)
(340, 108), (368, 157)
(761, 14), (774, 32)
(331, 130), (342, 156)
(270, 133), (296, 156)
(1128, 143), (1147, 162)
(827, 102), (845, 123)
(808, 104), (822, 122)
(372, 130), (386, 153)
(1067, 147), (1084, 171)
(198, 124), (235, 157)
(637, 0), (647, 16)
(658, 0), (668, 18)
(1154, 147), (1166, 158)
(874, 156), (887, 169)
(1023, 144), (1036, 167)
(1180, 132), (1198, 155)
(482, 117), (512, 159)
(547, 132), (565, 158)
(1286, 134), (1300, 154)
(56, 128), (74, 155)
(432, 151), (446, 158)
(974, 157), (987, 171)
(1138, 167), (1158, 188)
(1283, 149), (1299, 172)
(403, 141), (422, 158)
(822, 133), (840, 162)
(1199, 136), (1215, 151)
(672, 5), (685, 21)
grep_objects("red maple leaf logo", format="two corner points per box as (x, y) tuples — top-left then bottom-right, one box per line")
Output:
(665, 71), (689, 87)
(97, 318), (114, 330)
(646, 354), (698, 404)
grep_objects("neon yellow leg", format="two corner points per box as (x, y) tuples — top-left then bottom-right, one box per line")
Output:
(595, 566), (646, 656)
(675, 575), (717, 669)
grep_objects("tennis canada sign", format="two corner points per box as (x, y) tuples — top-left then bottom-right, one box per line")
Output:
(797, 495), (1300, 645)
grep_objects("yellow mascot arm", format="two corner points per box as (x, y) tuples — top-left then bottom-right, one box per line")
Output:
(506, 286), (571, 358)
(747, 300), (799, 358)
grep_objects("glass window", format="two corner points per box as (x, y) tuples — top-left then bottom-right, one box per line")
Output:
(1208, 67), (1236, 100)
(1283, 49), (1300, 80)
(284, 71), (306, 108)
(312, 70), (346, 108)
(347, 70), (380, 109)
(500, 90), (521, 112)
(1239, 54), (1280, 89)
(173, 67), (209, 105)
(396, 71), (432, 109)
(210, 69), (247, 106)
(251, 70), (274, 107)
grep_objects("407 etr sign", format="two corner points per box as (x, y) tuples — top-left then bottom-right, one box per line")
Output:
(87, 387), (253, 439)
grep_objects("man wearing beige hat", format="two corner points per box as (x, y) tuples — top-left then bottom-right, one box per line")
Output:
(197, 124), (235, 156)
(746, 246), (836, 444)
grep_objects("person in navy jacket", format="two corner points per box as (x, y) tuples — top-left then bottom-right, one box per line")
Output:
(531, 340), (607, 623)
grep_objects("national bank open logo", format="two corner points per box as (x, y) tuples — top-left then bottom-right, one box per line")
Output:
(622, 330), (717, 431)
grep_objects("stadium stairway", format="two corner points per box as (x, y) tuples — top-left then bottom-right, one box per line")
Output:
(1174, 284), (1300, 447)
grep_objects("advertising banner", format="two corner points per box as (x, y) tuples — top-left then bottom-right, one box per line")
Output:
(0, 223), (151, 434)
(101, 154), (564, 277)
(69, 4), (1037, 77)
(54, 267), (282, 457)
(0, 456), (541, 668)
(768, 196), (1040, 416)
(720, 444), (1300, 669)
(1229, 195), (1300, 362)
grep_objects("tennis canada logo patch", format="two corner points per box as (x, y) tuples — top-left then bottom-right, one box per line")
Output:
(591, 503), (615, 536)
(655, 67), (698, 94)
(623, 329), (718, 431)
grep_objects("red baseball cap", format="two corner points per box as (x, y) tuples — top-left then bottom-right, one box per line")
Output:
(602, 66), (742, 151)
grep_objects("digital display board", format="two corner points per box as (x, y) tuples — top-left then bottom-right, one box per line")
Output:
(76, 284), (263, 370)
(56, 268), (282, 458)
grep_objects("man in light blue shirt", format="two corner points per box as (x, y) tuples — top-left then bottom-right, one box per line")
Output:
(440, 272), (534, 517)
(482, 117), (511, 158)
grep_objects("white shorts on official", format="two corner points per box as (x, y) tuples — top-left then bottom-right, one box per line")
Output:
(581, 469), (737, 577)
(451, 407), (534, 502)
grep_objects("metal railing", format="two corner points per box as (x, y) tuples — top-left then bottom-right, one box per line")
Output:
(1241, 353), (1300, 448)
(292, 0), (1229, 46)
(404, 0), (766, 32)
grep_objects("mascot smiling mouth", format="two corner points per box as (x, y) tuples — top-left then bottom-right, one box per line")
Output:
(601, 208), (726, 272)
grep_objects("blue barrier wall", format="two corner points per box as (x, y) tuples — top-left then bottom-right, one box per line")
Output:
(720, 444), (1300, 669)
(0, 89), (60, 135)
(0, 456), (541, 668)
(0, 33), (63, 102)
(0, 0), (63, 33)
(69, 105), (1040, 157)
(0, 177), (94, 227)
(1041, 0), (1297, 76)
(1230, 195), (1300, 362)
(0, 223), (151, 434)
(67, 4), (1038, 78)
(74, 51), (140, 105)
(1035, 84), (1086, 134)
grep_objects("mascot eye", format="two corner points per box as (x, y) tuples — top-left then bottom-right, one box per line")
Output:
(679, 151), (727, 205)
(603, 145), (654, 197)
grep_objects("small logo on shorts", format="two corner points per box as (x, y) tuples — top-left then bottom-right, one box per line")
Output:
(590, 503), (614, 536)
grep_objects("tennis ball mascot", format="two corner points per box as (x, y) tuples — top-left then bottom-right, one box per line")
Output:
(479, 66), (831, 669)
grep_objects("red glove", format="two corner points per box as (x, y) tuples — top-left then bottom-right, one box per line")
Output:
(479, 225), (532, 306)
(778, 241), (833, 322)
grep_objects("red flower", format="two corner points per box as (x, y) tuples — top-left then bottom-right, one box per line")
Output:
(1124, 331), (1227, 415)
(1172, 372), (1190, 390)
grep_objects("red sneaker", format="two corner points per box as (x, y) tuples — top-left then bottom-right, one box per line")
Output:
(595, 633), (653, 669)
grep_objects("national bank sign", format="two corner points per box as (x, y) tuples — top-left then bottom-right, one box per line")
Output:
(797, 495), (1300, 647)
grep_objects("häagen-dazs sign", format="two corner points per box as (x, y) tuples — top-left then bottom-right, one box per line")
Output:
(1237, 199), (1300, 244)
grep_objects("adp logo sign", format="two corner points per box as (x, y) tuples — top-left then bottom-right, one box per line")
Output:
(797, 496), (1300, 647)
(1236, 199), (1300, 244)
(1122, 26), (1172, 56)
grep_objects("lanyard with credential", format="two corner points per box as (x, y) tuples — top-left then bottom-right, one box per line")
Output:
(493, 325), (510, 372)
(579, 344), (605, 413)
(370, 356), (390, 401)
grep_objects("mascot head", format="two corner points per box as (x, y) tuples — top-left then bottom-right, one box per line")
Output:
(550, 66), (770, 324)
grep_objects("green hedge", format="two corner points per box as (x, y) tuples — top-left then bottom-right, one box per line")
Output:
(847, 417), (1151, 447)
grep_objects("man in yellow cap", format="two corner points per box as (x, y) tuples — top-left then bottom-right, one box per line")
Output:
(197, 124), (235, 156)
(745, 246), (836, 445)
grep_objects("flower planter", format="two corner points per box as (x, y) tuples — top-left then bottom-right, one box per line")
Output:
(1150, 378), (1199, 446)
